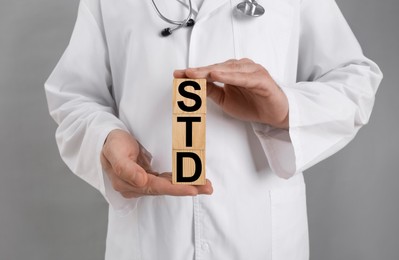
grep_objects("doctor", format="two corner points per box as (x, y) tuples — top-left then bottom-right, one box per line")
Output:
(45, 0), (382, 259)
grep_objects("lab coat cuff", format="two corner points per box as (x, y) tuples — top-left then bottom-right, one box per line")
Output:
(96, 125), (139, 216)
(251, 85), (303, 179)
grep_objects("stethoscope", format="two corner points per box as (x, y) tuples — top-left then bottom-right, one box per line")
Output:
(151, 0), (265, 37)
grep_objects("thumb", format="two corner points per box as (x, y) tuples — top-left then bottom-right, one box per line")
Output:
(104, 152), (148, 187)
(102, 130), (148, 187)
(123, 160), (149, 187)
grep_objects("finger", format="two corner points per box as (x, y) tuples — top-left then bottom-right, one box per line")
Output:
(114, 173), (213, 197)
(197, 59), (255, 72)
(174, 61), (250, 80)
(210, 71), (259, 89)
(100, 152), (113, 173)
(102, 152), (148, 192)
(136, 150), (153, 173)
(109, 173), (139, 193)
(174, 59), (255, 79)
(174, 68), (216, 82)
(174, 60), (238, 77)
(207, 82), (225, 106)
(109, 157), (148, 187)
(102, 142), (148, 187)
(173, 69), (187, 78)
(144, 174), (199, 196)
(223, 58), (255, 66)
(137, 173), (213, 196)
(103, 149), (148, 187)
(102, 130), (140, 162)
(195, 179), (214, 195)
(157, 173), (213, 195)
(186, 60), (258, 79)
(174, 69), (214, 83)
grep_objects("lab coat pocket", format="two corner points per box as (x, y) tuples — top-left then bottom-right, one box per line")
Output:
(231, 0), (294, 79)
(270, 185), (309, 260)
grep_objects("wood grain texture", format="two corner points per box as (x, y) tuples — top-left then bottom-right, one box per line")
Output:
(172, 114), (206, 150)
(172, 78), (207, 114)
(172, 78), (206, 185)
(172, 149), (206, 185)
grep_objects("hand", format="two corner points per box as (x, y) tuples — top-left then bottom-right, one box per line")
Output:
(100, 129), (213, 198)
(174, 58), (289, 129)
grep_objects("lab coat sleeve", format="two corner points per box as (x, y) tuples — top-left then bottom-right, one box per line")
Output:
(252, 0), (383, 179)
(44, 0), (137, 214)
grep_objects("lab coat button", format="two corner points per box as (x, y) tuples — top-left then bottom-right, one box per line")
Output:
(201, 242), (210, 252)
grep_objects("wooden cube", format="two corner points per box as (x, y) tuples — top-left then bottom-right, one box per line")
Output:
(172, 114), (206, 150)
(172, 149), (206, 185)
(173, 78), (207, 115)
(172, 78), (206, 185)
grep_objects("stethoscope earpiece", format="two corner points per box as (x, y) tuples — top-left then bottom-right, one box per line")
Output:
(236, 0), (265, 17)
(161, 28), (172, 37)
(186, 18), (195, 27)
(153, 0), (195, 37)
(160, 19), (196, 37)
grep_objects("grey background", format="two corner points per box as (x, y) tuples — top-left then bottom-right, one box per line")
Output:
(0, 0), (397, 259)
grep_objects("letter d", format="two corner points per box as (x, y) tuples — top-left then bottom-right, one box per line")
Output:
(176, 152), (202, 182)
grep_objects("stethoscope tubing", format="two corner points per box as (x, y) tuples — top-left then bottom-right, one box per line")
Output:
(151, 0), (194, 33)
(151, 0), (265, 36)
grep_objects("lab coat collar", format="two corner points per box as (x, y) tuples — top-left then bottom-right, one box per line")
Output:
(175, 0), (199, 13)
(161, 0), (230, 24)
(196, 0), (230, 21)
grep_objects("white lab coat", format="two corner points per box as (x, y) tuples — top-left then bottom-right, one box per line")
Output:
(45, 0), (382, 259)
